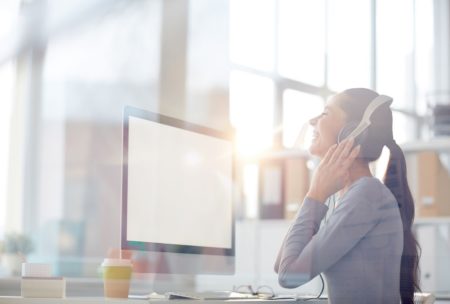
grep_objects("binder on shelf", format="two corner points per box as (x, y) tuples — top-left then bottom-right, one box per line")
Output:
(284, 158), (310, 219)
(407, 151), (450, 217)
(258, 160), (284, 219)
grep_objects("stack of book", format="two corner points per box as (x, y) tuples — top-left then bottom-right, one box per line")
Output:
(432, 104), (450, 136)
(21, 263), (65, 298)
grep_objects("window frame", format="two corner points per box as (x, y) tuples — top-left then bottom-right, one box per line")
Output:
(230, 0), (422, 151)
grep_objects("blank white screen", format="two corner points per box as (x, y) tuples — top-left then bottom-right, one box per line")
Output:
(127, 117), (233, 249)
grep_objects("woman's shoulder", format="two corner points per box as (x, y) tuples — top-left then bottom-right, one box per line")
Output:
(345, 176), (397, 207)
(348, 176), (382, 193)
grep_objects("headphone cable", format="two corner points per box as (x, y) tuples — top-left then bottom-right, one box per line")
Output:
(304, 273), (324, 301)
(305, 195), (333, 301)
(317, 273), (325, 298)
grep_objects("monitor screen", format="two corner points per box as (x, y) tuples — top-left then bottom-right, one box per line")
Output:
(121, 106), (235, 262)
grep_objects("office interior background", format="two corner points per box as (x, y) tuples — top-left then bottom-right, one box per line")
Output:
(0, 0), (450, 298)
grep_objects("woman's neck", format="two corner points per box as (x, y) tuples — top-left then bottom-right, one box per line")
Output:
(339, 159), (372, 198)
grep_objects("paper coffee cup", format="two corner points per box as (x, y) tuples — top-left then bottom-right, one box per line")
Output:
(101, 259), (132, 298)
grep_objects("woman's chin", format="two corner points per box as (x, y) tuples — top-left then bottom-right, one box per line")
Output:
(309, 142), (321, 157)
(309, 141), (327, 158)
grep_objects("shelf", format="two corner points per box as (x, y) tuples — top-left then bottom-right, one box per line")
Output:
(240, 137), (450, 161)
(238, 215), (450, 226)
(239, 137), (450, 162)
(260, 149), (310, 159)
(401, 137), (450, 152)
(413, 217), (450, 225)
(241, 217), (450, 225)
(239, 149), (311, 162)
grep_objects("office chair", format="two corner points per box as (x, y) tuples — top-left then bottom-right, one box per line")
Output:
(414, 292), (435, 304)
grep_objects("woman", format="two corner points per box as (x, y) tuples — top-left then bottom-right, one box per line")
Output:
(274, 88), (420, 304)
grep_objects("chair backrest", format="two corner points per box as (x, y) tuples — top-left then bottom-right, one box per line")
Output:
(414, 292), (435, 304)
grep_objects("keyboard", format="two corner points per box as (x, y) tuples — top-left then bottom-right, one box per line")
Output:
(165, 291), (260, 300)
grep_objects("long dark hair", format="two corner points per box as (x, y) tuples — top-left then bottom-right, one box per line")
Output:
(336, 88), (421, 304)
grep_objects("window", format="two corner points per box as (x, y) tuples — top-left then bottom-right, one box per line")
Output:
(186, 0), (229, 129)
(282, 90), (323, 148)
(230, 0), (275, 72)
(0, 0), (436, 283)
(376, 0), (416, 143)
(278, 0), (325, 86)
(0, 63), (15, 238)
(327, 0), (371, 91)
(230, 70), (275, 156)
(0, 0), (232, 280)
(230, 0), (431, 228)
(242, 164), (259, 219)
(230, 0), (426, 155)
(376, 0), (414, 110)
(414, 0), (434, 115)
(0, 0), (20, 238)
(33, 0), (164, 277)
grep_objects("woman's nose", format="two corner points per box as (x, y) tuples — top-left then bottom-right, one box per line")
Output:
(309, 116), (318, 126)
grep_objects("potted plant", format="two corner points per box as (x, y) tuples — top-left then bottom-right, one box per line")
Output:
(0, 233), (34, 276)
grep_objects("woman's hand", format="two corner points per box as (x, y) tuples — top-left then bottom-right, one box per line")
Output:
(306, 138), (360, 203)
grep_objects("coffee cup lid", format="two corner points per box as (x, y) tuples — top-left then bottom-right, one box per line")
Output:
(101, 258), (132, 267)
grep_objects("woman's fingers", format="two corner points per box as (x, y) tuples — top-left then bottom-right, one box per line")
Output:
(309, 143), (360, 201)
(341, 145), (361, 169)
(324, 140), (359, 170)
(328, 137), (354, 164)
(338, 137), (355, 160)
(352, 144), (361, 156)
(323, 143), (338, 164)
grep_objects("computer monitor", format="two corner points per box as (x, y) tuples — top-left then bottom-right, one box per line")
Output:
(121, 106), (235, 276)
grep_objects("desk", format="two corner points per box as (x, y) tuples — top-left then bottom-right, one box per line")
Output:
(0, 278), (327, 303)
(0, 297), (326, 304)
(3, 296), (450, 303)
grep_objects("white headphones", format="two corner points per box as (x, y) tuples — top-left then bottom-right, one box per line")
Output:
(337, 94), (393, 144)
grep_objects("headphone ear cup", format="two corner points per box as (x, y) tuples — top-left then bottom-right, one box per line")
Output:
(338, 121), (369, 147)
(355, 127), (369, 148)
(337, 122), (358, 144)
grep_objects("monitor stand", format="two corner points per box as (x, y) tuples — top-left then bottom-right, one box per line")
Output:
(128, 250), (234, 296)
(152, 272), (196, 294)
(129, 272), (196, 299)
(128, 251), (197, 297)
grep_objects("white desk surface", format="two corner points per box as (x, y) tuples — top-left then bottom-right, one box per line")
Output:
(0, 297), (327, 304)
(2, 296), (450, 303)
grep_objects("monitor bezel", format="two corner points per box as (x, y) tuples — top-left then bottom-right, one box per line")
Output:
(121, 106), (235, 257)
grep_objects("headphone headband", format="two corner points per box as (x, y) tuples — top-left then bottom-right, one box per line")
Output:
(345, 94), (393, 139)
